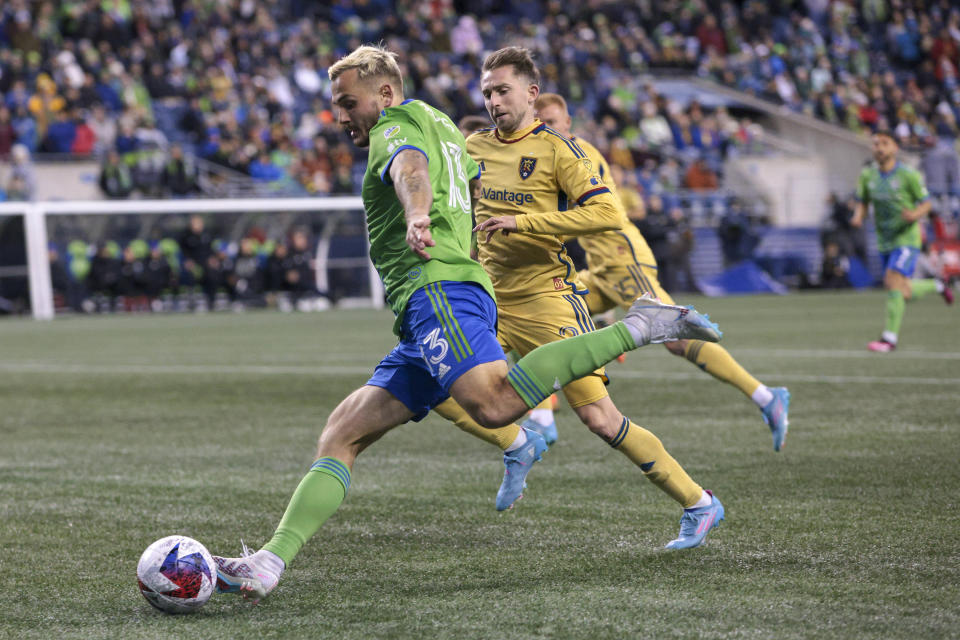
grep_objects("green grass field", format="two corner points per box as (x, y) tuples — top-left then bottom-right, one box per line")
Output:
(2, 290), (959, 639)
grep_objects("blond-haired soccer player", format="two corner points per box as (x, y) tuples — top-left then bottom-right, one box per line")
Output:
(211, 44), (722, 602)
(468, 46), (726, 552)
(530, 92), (790, 451)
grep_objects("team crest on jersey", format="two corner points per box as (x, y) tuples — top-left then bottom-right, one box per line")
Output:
(518, 157), (537, 180)
(383, 126), (400, 139)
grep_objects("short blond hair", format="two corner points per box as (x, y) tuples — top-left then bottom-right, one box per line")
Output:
(328, 44), (403, 88)
(534, 93), (568, 114)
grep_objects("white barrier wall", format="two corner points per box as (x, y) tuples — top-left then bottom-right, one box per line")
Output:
(0, 197), (380, 320)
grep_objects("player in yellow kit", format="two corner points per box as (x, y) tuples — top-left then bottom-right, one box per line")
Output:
(529, 92), (791, 452)
(466, 46), (725, 550)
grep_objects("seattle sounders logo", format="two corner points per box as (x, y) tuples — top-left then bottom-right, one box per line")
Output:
(407, 267), (422, 280)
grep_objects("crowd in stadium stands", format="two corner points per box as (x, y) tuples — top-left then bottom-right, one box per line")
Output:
(48, 214), (331, 313)
(2, 0), (960, 308)
(0, 0), (786, 205)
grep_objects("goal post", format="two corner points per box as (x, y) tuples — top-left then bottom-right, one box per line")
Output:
(0, 197), (382, 320)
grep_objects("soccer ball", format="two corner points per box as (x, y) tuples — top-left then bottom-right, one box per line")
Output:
(136, 535), (216, 614)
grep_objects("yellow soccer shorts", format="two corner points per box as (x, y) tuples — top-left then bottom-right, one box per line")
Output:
(496, 292), (609, 408)
(579, 263), (675, 314)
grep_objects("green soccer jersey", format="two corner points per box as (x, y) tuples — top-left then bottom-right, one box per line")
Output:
(855, 161), (930, 253)
(362, 99), (495, 335)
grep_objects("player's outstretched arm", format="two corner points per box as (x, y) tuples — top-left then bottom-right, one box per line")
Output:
(850, 201), (866, 228)
(513, 193), (622, 236)
(390, 148), (435, 260)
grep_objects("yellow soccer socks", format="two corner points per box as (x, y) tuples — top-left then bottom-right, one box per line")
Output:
(684, 340), (763, 399)
(608, 418), (704, 508)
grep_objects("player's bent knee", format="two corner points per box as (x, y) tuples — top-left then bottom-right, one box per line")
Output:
(664, 339), (687, 356)
(574, 400), (621, 439)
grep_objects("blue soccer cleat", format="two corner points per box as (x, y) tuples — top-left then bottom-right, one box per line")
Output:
(665, 491), (724, 550)
(760, 387), (790, 452)
(521, 416), (558, 446)
(496, 427), (548, 511)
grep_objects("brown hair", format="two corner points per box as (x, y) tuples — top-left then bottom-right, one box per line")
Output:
(458, 114), (491, 135)
(872, 129), (898, 144)
(482, 46), (540, 85)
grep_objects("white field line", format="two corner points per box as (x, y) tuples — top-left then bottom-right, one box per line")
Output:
(729, 348), (960, 361)
(1, 361), (958, 385)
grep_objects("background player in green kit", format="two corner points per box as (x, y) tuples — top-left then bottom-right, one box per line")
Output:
(851, 130), (953, 352)
(209, 44), (723, 603)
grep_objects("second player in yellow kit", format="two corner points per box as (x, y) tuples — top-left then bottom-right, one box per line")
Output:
(532, 92), (791, 452)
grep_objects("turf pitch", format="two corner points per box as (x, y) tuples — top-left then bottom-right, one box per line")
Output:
(2, 290), (958, 639)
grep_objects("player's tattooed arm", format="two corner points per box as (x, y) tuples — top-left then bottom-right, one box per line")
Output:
(391, 148), (435, 260)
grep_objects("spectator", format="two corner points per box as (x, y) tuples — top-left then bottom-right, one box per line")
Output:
(249, 151), (283, 182)
(88, 105), (116, 155)
(86, 243), (122, 309)
(178, 215), (214, 287)
(42, 109), (76, 153)
(7, 144), (35, 200)
(635, 194), (672, 277)
(99, 150), (134, 199)
(922, 116), (960, 196)
(717, 200), (761, 266)
(0, 107), (15, 158)
(666, 206), (699, 292)
(820, 241), (851, 289)
(226, 237), (266, 308)
(141, 243), (174, 308)
(684, 158), (719, 191)
(71, 109), (96, 155)
(161, 144), (198, 196)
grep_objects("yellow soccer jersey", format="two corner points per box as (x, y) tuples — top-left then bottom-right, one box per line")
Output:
(467, 120), (623, 301)
(571, 136), (656, 272)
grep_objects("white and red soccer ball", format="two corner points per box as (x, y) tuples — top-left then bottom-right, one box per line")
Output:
(136, 535), (216, 613)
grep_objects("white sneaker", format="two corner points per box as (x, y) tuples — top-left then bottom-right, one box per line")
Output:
(213, 542), (281, 604)
(621, 293), (722, 346)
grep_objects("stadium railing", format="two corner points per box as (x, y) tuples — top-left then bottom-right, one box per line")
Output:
(0, 197), (380, 320)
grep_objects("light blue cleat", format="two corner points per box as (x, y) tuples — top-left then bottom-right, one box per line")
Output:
(521, 416), (558, 446)
(496, 428), (548, 511)
(665, 491), (724, 550)
(760, 387), (790, 452)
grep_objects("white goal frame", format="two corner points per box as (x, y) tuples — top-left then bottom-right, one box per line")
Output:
(0, 197), (382, 320)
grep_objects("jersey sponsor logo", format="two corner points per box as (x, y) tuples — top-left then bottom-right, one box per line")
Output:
(407, 267), (422, 280)
(552, 277), (564, 290)
(518, 157), (537, 180)
(481, 186), (534, 204)
(386, 137), (409, 154)
(383, 126), (400, 139)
